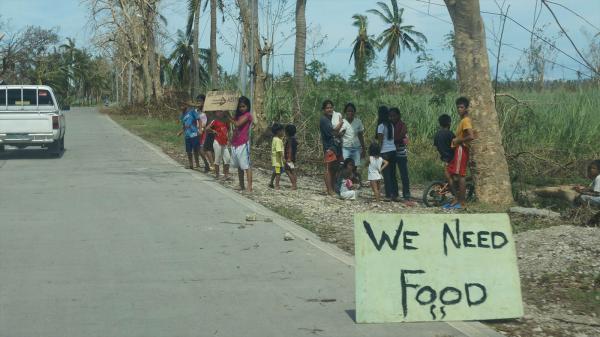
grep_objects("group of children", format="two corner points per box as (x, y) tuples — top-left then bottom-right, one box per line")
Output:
(178, 94), (254, 192)
(179, 94), (600, 210)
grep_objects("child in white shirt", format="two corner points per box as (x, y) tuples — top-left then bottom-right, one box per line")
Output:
(367, 143), (389, 202)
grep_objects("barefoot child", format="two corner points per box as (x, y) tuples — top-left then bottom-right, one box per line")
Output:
(269, 123), (285, 189)
(203, 110), (215, 171)
(207, 110), (230, 180)
(284, 124), (298, 190)
(229, 96), (253, 192)
(367, 143), (388, 202)
(434, 114), (456, 194)
(177, 101), (201, 169)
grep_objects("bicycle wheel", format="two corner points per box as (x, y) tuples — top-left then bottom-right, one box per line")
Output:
(423, 181), (452, 207)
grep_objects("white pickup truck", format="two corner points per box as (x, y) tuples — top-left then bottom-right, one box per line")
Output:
(0, 85), (66, 155)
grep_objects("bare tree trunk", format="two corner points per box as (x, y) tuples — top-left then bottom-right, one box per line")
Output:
(192, 0), (201, 97)
(127, 62), (133, 104)
(444, 0), (513, 206)
(147, 26), (162, 100)
(237, 0), (267, 135)
(142, 52), (153, 103)
(293, 0), (307, 120)
(210, 0), (218, 88)
(145, 0), (162, 101)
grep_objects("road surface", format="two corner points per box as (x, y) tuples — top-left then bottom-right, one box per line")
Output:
(0, 108), (502, 337)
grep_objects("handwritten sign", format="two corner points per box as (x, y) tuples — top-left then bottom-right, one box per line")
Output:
(204, 91), (239, 111)
(354, 213), (523, 323)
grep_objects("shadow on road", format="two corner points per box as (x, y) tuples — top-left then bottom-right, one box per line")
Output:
(0, 148), (65, 160)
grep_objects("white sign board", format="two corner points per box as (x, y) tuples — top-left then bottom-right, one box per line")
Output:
(354, 213), (523, 323)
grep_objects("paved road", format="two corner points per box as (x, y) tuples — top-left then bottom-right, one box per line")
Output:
(0, 108), (502, 337)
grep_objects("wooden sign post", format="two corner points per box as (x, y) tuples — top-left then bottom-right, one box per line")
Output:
(204, 91), (239, 112)
(354, 213), (523, 323)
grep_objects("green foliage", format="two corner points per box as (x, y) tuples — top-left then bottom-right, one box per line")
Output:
(420, 57), (456, 106)
(0, 27), (111, 105)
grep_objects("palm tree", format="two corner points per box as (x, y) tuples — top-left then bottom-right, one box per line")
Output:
(169, 30), (193, 90)
(349, 14), (378, 82)
(368, 0), (427, 79)
(169, 30), (211, 90)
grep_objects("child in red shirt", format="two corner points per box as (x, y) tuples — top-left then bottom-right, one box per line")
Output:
(207, 110), (231, 180)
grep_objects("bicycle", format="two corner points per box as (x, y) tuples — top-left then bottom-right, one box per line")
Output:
(422, 178), (476, 207)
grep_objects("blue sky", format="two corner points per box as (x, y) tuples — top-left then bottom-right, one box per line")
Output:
(1, 0), (599, 79)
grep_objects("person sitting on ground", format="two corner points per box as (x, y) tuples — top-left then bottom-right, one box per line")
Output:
(339, 158), (359, 200)
(574, 160), (600, 207)
(269, 123), (285, 190)
(207, 110), (230, 180)
(284, 124), (298, 190)
(177, 100), (201, 169)
(434, 114), (456, 194)
(228, 96), (253, 192)
(367, 143), (389, 202)
(444, 97), (475, 210)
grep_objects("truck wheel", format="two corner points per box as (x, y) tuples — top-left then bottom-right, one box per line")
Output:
(59, 137), (65, 151)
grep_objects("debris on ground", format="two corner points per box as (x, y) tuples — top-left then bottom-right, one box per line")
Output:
(509, 206), (561, 218)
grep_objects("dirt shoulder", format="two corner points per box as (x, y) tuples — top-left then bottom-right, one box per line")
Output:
(109, 113), (600, 337)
